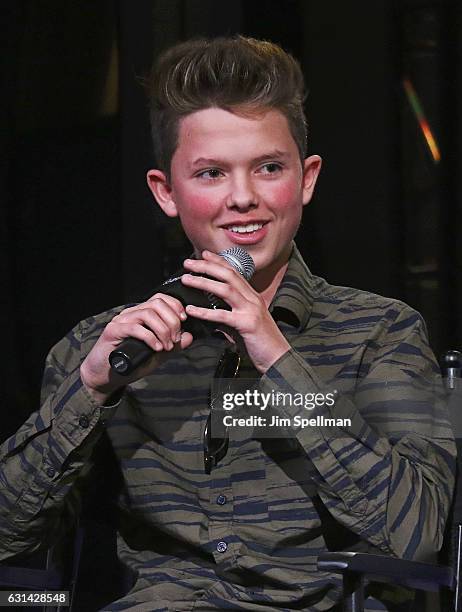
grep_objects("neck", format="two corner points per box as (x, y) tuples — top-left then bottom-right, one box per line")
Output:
(257, 264), (288, 307)
(251, 248), (291, 307)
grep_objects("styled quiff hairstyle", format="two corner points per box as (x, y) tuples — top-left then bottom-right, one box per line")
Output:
(147, 36), (308, 178)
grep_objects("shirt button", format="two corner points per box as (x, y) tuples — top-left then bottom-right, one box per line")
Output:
(46, 467), (56, 478)
(216, 494), (227, 505)
(216, 541), (228, 553)
(79, 415), (90, 428)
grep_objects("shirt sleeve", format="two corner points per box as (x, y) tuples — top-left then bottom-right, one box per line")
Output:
(258, 304), (456, 562)
(0, 320), (121, 561)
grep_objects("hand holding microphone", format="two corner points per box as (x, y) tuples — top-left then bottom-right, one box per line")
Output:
(108, 247), (255, 376)
(79, 291), (192, 405)
(180, 250), (292, 374)
(80, 245), (292, 404)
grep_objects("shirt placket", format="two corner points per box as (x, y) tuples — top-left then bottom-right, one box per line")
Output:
(206, 460), (236, 563)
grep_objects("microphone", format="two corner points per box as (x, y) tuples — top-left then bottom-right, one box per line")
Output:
(108, 247), (255, 375)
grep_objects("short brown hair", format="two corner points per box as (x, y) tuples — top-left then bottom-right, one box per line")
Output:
(147, 36), (308, 178)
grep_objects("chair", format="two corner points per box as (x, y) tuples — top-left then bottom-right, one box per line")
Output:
(317, 350), (462, 612)
(0, 429), (126, 612)
(0, 525), (83, 612)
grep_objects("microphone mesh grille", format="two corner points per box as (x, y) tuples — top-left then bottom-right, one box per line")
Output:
(219, 247), (255, 281)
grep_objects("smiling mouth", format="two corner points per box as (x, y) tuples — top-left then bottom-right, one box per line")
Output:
(223, 222), (267, 234)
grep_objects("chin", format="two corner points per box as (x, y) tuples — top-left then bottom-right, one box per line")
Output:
(252, 256), (277, 275)
(255, 247), (288, 269)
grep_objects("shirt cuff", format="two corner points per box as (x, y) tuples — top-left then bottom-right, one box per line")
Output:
(50, 370), (122, 456)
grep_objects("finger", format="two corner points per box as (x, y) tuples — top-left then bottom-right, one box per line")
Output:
(143, 300), (185, 343)
(185, 304), (233, 326)
(117, 309), (175, 350)
(115, 322), (164, 352)
(147, 293), (187, 320)
(183, 258), (239, 283)
(178, 331), (193, 350)
(201, 250), (252, 282)
(145, 308), (183, 347)
(202, 250), (231, 265)
(123, 300), (185, 344)
(182, 261), (254, 301)
(117, 295), (187, 321)
(181, 274), (239, 308)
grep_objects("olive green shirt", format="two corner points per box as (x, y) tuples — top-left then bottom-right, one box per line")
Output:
(0, 246), (455, 611)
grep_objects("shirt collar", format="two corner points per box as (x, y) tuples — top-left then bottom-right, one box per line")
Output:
(269, 243), (315, 332)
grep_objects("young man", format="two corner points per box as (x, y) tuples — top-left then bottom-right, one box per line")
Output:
(0, 37), (455, 611)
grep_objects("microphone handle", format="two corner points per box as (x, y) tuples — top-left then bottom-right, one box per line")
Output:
(108, 275), (229, 376)
(108, 337), (153, 375)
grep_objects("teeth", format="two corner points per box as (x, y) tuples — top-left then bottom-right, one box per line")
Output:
(228, 223), (263, 234)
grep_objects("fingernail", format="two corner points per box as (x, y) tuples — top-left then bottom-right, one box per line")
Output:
(155, 342), (163, 351)
(175, 333), (181, 342)
(180, 312), (187, 320)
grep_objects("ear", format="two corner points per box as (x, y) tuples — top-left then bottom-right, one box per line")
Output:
(146, 169), (178, 218)
(301, 155), (322, 206)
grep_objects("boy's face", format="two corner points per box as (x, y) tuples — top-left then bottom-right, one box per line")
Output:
(147, 107), (321, 278)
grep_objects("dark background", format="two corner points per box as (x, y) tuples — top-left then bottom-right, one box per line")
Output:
(2, 0), (462, 440)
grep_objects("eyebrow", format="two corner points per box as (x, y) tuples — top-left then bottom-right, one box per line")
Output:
(190, 150), (291, 169)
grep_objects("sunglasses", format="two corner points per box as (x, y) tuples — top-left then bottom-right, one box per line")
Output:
(204, 347), (241, 474)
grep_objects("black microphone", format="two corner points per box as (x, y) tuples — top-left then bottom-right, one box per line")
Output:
(108, 247), (255, 375)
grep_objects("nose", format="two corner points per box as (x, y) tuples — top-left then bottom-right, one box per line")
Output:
(226, 173), (258, 211)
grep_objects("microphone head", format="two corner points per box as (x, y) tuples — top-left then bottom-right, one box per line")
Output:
(218, 247), (255, 281)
